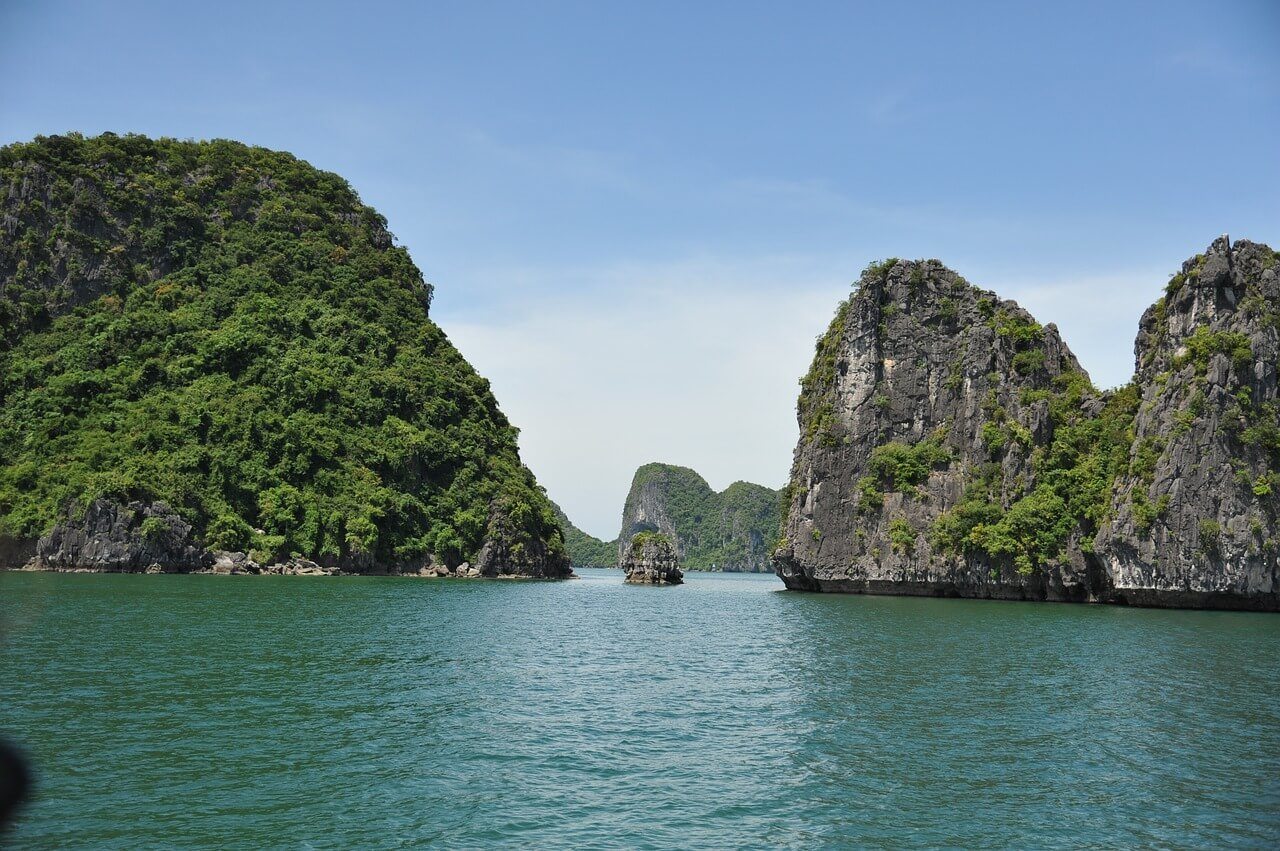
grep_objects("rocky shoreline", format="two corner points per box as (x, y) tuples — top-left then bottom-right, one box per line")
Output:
(4, 559), (574, 581)
(3, 499), (574, 580)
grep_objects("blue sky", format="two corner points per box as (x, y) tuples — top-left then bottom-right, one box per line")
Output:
(3, 1), (1278, 536)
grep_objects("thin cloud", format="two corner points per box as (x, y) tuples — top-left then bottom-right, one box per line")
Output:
(439, 257), (849, 538)
(440, 254), (1177, 538)
(992, 269), (1168, 390)
(458, 127), (647, 196)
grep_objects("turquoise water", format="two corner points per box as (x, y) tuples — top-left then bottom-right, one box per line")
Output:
(2, 568), (1278, 849)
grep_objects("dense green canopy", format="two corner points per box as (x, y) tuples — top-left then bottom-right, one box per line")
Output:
(0, 133), (564, 567)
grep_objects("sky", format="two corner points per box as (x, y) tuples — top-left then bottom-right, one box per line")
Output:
(2, 1), (1278, 537)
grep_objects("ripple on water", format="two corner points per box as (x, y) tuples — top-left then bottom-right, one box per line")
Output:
(1, 569), (1278, 848)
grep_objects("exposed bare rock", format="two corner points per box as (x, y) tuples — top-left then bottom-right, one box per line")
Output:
(622, 532), (683, 585)
(258, 557), (340, 576)
(775, 242), (1279, 611)
(1094, 237), (1279, 607)
(473, 498), (573, 579)
(29, 500), (212, 573)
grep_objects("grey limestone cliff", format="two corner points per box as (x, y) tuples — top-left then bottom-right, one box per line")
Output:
(615, 463), (781, 572)
(774, 240), (1279, 610)
(28, 500), (212, 573)
(1095, 238), (1279, 606)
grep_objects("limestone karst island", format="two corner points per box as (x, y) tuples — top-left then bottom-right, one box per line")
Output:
(4, 137), (1272, 611)
(2, 4), (1278, 847)
(774, 239), (1279, 611)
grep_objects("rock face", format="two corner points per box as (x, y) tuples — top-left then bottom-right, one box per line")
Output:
(1095, 238), (1280, 607)
(29, 500), (212, 573)
(775, 241), (1279, 611)
(473, 498), (573, 579)
(621, 532), (683, 585)
(616, 463), (781, 572)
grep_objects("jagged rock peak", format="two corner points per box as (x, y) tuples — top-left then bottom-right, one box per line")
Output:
(776, 243), (1279, 610)
(778, 256), (1095, 597)
(1097, 236), (1279, 605)
(795, 257), (1084, 455)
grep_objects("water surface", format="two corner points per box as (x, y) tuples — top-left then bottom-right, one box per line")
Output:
(2, 569), (1278, 848)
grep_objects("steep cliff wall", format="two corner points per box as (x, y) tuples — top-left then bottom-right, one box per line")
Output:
(621, 531), (683, 585)
(775, 241), (1279, 610)
(616, 463), (781, 572)
(1096, 238), (1279, 606)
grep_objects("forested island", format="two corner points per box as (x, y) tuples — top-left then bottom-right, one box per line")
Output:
(0, 133), (569, 577)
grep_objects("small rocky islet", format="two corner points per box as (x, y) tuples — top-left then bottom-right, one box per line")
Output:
(621, 531), (683, 585)
(0, 133), (1275, 608)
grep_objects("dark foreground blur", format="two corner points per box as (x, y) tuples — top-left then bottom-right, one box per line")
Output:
(0, 738), (30, 835)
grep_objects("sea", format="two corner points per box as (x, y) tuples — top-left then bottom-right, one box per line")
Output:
(2, 568), (1277, 848)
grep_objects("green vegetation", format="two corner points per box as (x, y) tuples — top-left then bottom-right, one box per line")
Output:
(0, 133), (564, 567)
(864, 258), (900, 280)
(866, 435), (951, 493)
(989, 308), (1047, 376)
(855, 475), (884, 514)
(888, 517), (915, 555)
(937, 297), (957, 324)
(1238, 402), (1280, 467)
(1198, 519), (1221, 554)
(1172, 327), (1252, 373)
(852, 434), (953, 515)
(619, 464), (783, 571)
(550, 501), (616, 567)
(139, 516), (169, 542)
(943, 359), (965, 392)
(931, 378), (1139, 574)
(1132, 492), (1171, 535)
(1252, 475), (1274, 497)
(629, 530), (672, 553)
(1012, 349), (1046, 376)
(799, 299), (852, 445)
(989, 308), (1043, 349)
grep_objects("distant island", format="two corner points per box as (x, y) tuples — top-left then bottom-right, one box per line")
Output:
(0, 133), (570, 578)
(774, 238), (1279, 611)
(554, 463), (782, 572)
